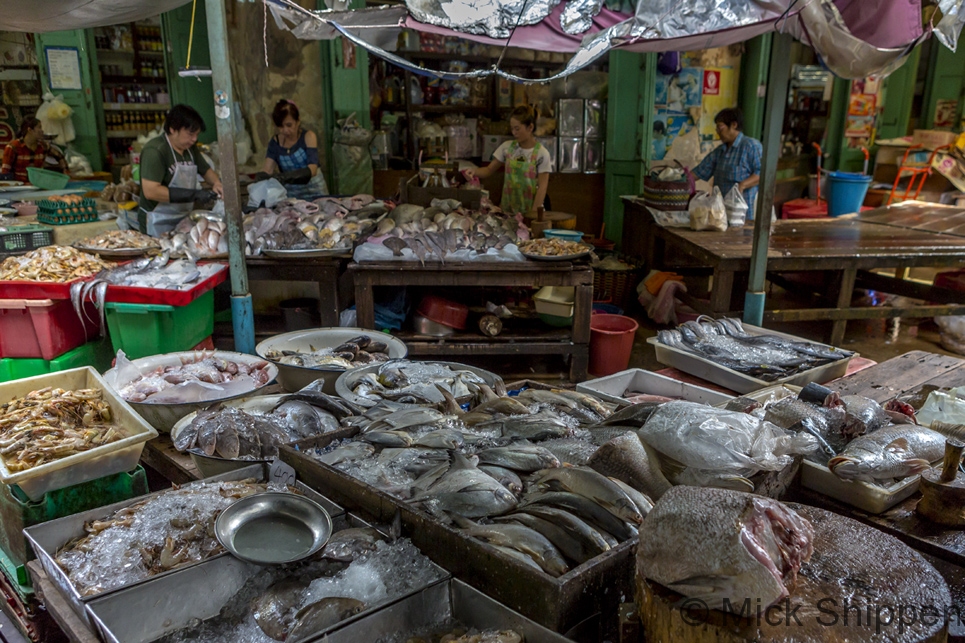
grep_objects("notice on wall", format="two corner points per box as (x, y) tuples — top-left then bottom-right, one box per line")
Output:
(935, 99), (958, 128)
(45, 47), (82, 91)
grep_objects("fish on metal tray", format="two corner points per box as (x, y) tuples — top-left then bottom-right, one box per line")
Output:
(320, 527), (387, 562)
(828, 422), (965, 482)
(493, 506), (610, 565)
(637, 486), (814, 610)
(475, 441), (561, 472)
(287, 597), (366, 642)
(586, 431), (672, 501)
(314, 441), (375, 465)
(533, 466), (644, 525)
(519, 491), (637, 542)
(453, 515), (570, 577)
(410, 451), (517, 518)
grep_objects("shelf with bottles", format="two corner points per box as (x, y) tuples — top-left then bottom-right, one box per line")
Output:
(104, 110), (165, 135)
(101, 84), (169, 105)
(104, 103), (170, 111)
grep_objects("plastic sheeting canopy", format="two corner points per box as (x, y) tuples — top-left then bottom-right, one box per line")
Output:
(0, 0), (192, 32)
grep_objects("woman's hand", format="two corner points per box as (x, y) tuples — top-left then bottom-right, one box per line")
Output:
(463, 168), (476, 179)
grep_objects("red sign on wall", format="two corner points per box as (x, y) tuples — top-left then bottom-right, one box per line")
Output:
(703, 70), (720, 96)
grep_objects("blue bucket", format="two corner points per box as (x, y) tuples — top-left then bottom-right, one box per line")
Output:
(827, 171), (871, 217)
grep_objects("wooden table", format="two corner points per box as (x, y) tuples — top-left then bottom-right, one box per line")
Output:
(350, 261), (593, 382)
(245, 254), (350, 328)
(648, 216), (965, 345)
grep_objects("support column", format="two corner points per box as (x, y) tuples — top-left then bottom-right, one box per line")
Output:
(743, 33), (792, 327)
(205, 0), (254, 353)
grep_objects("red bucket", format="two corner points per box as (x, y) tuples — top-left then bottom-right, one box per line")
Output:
(589, 314), (639, 376)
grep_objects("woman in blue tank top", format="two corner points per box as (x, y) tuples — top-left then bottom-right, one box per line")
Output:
(259, 99), (328, 199)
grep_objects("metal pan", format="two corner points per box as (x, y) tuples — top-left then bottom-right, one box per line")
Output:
(23, 463), (343, 629)
(334, 360), (502, 408)
(72, 244), (155, 258)
(521, 249), (591, 262)
(262, 247), (353, 258)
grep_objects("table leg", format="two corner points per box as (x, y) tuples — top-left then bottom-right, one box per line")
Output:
(355, 274), (376, 329)
(830, 267), (857, 346)
(570, 344), (589, 382)
(710, 269), (735, 315)
(318, 267), (339, 327)
(572, 284), (593, 344)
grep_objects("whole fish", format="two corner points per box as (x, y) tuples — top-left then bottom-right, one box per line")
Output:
(516, 389), (579, 410)
(321, 527), (386, 562)
(314, 441), (374, 465)
(519, 491), (637, 541)
(489, 544), (543, 572)
(253, 578), (309, 641)
(494, 510), (607, 565)
(413, 429), (464, 449)
(828, 423), (965, 482)
(476, 442), (561, 472)
(453, 516), (570, 577)
(411, 452), (518, 518)
(586, 432), (672, 501)
(607, 477), (654, 518)
(521, 504), (616, 551)
(478, 465), (523, 494)
(287, 597), (366, 642)
(471, 396), (533, 417)
(533, 466), (643, 525)
(596, 402), (661, 428)
(550, 389), (611, 418)
(361, 430), (414, 447)
(763, 397), (845, 456)
(637, 486), (814, 610)
(479, 412), (569, 440)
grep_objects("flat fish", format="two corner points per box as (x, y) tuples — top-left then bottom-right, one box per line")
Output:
(637, 486), (814, 610)
(287, 597), (365, 642)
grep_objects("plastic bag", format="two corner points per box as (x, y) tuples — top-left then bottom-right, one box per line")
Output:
(723, 185), (748, 227)
(916, 386), (965, 427)
(248, 178), (287, 208)
(36, 92), (75, 145)
(689, 187), (727, 231)
(638, 401), (817, 473)
(936, 315), (965, 355)
(333, 113), (373, 195)
(647, 206), (690, 228)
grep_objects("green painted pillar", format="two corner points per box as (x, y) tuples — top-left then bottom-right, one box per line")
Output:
(921, 43), (965, 129)
(163, 2), (217, 144)
(739, 34), (771, 141)
(603, 50), (654, 248)
(34, 30), (105, 171)
(320, 0), (370, 192)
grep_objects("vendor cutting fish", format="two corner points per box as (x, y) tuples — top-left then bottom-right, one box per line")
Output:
(253, 99), (328, 200)
(125, 105), (224, 236)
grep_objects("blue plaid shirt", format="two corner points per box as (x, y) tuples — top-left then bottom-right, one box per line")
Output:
(692, 133), (762, 219)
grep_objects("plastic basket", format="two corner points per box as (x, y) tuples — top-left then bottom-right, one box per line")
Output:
(26, 167), (69, 190)
(37, 197), (98, 226)
(105, 289), (215, 359)
(0, 224), (53, 256)
(0, 338), (115, 382)
(0, 466), (148, 585)
(592, 257), (643, 309)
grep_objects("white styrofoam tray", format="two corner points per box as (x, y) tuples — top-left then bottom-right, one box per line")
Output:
(647, 323), (856, 394)
(576, 367), (733, 407)
(0, 367), (158, 501)
(735, 384), (925, 514)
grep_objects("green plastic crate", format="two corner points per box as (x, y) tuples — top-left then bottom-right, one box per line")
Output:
(0, 544), (32, 603)
(0, 466), (149, 588)
(0, 338), (114, 382)
(105, 289), (214, 359)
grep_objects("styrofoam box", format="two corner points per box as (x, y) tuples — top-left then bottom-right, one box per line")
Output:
(735, 384), (926, 514)
(0, 367), (158, 501)
(647, 323), (856, 394)
(577, 368), (733, 407)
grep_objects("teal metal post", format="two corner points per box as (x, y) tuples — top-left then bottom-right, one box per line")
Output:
(205, 0), (255, 353)
(743, 33), (792, 326)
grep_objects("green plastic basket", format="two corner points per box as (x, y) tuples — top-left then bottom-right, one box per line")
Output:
(0, 223), (53, 255)
(105, 289), (214, 359)
(0, 338), (115, 382)
(26, 167), (69, 190)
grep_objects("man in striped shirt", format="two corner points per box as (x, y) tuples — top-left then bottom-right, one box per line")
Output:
(0, 117), (65, 182)
(692, 108), (762, 220)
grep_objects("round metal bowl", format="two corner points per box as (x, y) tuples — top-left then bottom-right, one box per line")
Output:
(215, 492), (332, 565)
(335, 360), (503, 408)
(170, 394), (288, 478)
(255, 327), (408, 393)
(103, 351), (278, 433)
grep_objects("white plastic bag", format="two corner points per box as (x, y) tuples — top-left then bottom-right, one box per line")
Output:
(247, 178), (287, 208)
(647, 206), (690, 228)
(689, 187), (727, 231)
(935, 315), (965, 355)
(723, 185), (748, 227)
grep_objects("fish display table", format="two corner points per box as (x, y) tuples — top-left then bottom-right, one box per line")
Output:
(638, 204), (965, 345)
(17, 215), (119, 248)
(245, 254), (351, 327)
(349, 261), (593, 382)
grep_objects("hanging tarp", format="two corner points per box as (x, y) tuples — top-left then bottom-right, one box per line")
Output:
(0, 0), (192, 32)
(270, 0), (965, 80)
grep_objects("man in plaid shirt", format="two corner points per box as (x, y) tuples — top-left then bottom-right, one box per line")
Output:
(1, 117), (65, 182)
(692, 108), (762, 220)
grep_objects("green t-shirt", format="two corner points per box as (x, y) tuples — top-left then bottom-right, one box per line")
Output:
(137, 134), (211, 212)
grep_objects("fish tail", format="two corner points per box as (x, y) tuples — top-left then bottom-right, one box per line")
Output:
(930, 422), (965, 441)
(826, 455), (851, 471)
(904, 458), (932, 475)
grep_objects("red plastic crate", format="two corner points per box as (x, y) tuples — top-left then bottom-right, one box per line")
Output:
(0, 299), (100, 360)
(104, 263), (228, 306)
(0, 277), (94, 301)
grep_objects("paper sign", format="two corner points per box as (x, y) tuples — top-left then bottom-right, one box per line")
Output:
(935, 99), (958, 128)
(45, 47), (82, 91)
(269, 459), (297, 487)
(703, 70), (720, 95)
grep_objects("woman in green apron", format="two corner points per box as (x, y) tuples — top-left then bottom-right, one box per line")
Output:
(466, 106), (551, 215)
(127, 105), (223, 236)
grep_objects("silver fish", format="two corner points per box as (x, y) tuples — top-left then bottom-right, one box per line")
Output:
(587, 431), (673, 501)
(828, 423), (965, 482)
(287, 597), (365, 642)
(315, 441), (375, 465)
(411, 452), (517, 518)
(533, 466), (644, 525)
(637, 487), (814, 610)
(413, 429), (464, 449)
(361, 430), (414, 447)
(453, 516), (569, 577)
(478, 464), (523, 494)
(476, 442), (561, 472)
(519, 491), (637, 542)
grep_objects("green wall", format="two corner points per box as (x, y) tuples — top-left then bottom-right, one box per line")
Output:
(163, 2), (217, 144)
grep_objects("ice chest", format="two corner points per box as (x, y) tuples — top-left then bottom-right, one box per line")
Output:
(0, 298), (99, 360)
(0, 367), (158, 501)
(0, 338), (115, 382)
(104, 289), (214, 359)
(0, 466), (148, 587)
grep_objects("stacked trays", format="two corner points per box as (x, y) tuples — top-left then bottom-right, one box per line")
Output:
(36, 198), (98, 226)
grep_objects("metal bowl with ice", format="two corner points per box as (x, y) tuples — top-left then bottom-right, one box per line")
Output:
(256, 328), (408, 393)
(103, 351), (278, 433)
(335, 359), (502, 409)
(215, 492), (332, 565)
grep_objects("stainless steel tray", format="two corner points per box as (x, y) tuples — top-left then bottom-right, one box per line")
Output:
(647, 323), (856, 394)
(576, 367), (732, 407)
(24, 463), (343, 629)
(321, 578), (573, 643)
(87, 513), (449, 643)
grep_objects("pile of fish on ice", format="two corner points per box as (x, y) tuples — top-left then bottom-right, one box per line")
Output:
(657, 317), (854, 381)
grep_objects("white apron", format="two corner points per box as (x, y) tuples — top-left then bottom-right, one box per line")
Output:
(125, 137), (199, 237)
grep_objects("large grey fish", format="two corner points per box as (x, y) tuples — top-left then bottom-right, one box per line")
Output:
(494, 510), (607, 565)
(314, 441), (375, 466)
(637, 486), (814, 610)
(533, 466), (644, 525)
(763, 397), (845, 456)
(476, 442), (561, 472)
(607, 477), (654, 518)
(287, 597), (366, 642)
(519, 505), (614, 554)
(411, 451), (518, 518)
(478, 465), (523, 494)
(828, 423), (965, 482)
(378, 447), (449, 476)
(413, 429), (464, 449)
(587, 432), (673, 501)
(478, 412), (569, 441)
(453, 516), (570, 577)
(519, 491), (636, 541)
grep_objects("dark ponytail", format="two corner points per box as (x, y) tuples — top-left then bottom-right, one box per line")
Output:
(510, 105), (537, 129)
(17, 117), (40, 139)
